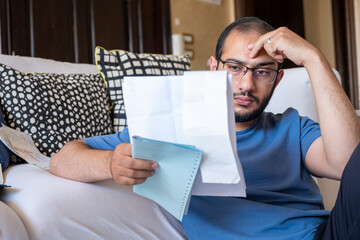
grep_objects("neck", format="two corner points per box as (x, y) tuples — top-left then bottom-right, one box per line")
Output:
(235, 120), (254, 131)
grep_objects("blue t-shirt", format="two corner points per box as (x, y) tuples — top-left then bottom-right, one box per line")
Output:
(83, 108), (329, 239)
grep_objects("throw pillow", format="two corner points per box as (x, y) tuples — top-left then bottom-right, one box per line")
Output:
(95, 46), (191, 132)
(0, 63), (113, 161)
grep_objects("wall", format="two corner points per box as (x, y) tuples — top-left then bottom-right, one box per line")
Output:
(0, 0), (171, 63)
(170, 0), (235, 70)
(303, 0), (340, 211)
(303, 0), (336, 68)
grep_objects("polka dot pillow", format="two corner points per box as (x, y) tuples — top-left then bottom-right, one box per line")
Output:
(95, 46), (191, 132)
(0, 63), (113, 161)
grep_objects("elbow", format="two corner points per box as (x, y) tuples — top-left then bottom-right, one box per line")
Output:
(49, 148), (67, 177)
(49, 151), (61, 176)
(49, 139), (86, 177)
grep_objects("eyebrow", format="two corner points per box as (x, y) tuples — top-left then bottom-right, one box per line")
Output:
(225, 58), (276, 68)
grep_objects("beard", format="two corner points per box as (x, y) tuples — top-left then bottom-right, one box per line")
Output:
(234, 84), (276, 122)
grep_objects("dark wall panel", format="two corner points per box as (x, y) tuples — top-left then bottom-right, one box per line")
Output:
(0, 0), (31, 56)
(10, 0), (31, 56)
(141, 0), (171, 54)
(236, 0), (305, 69)
(32, 0), (75, 62)
(93, 0), (129, 52)
(75, 0), (92, 63)
(0, 0), (11, 55)
(0, 0), (171, 64)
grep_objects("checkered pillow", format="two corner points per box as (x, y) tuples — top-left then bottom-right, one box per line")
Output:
(95, 47), (191, 132)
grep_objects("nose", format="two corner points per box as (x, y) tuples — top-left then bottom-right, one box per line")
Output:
(232, 70), (255, 92)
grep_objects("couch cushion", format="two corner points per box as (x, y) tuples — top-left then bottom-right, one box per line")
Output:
(0, 64), (113, 161)
(265, 68), (318, 121)
(265, 67), (341, 123)
(95, 47), (191, 132)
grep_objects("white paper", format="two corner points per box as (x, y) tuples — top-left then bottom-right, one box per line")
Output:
(123, 71), (246, 197)
(0, 124), (50, 170)
(182, 71), (240, 183)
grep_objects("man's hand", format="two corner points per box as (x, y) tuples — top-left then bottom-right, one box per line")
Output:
(110, 143), (158, 185)
(248, 27), (319, 67)
(50, 140), (158, 184)
(247, 26), (360, 180)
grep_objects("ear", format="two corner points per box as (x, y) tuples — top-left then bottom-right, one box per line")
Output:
(274, 70), (284, 88)
(209, 56), (218, 71)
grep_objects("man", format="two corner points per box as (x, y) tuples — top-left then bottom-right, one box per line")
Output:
(50, 17), (360, 239)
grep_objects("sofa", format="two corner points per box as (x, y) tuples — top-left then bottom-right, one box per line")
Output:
(0, 52), (343, 239)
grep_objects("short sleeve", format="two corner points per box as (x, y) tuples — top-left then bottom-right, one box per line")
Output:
(300, 116), (321, 159)
(83, 128), (131, 150)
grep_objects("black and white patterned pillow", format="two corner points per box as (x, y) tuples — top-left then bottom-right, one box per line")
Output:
(95, 46), (191, 132)
(0, 63), (113, 161)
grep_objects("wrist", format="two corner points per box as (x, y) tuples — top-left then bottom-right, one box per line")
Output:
(105, 150), (115, 180)
(302, 47), (326, 70)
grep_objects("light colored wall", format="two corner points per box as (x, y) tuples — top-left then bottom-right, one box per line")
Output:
(303, 0), (336, 68)
(170, 0), (235, 70)
(303, 0), (339, 210)
(303, 0), (360, 107)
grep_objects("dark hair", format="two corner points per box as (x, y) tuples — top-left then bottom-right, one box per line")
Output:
(215, 17), (275, 59)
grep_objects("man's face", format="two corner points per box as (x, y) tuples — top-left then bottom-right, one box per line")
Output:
(211, 30), (281, 124)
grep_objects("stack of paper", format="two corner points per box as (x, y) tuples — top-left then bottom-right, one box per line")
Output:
(123, 71), (246, 198)
(132, 136), (203, 221)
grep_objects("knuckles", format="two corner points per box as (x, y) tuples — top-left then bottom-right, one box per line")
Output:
(109, 143), (150, 186)
(114, 142), (131, 154)
(124, 158), (137, 168)
(125, 168), (137, 177)
(113, 175), (145, 186)
(120, 178), (137, 185)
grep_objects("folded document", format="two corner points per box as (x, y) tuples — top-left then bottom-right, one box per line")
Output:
(132, 136), (203, 221)
(0, 124), (50, 170)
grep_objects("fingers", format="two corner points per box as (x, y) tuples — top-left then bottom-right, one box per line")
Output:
(248, 34), (270, 58)
(113, 175), (149, 185)
(248, 27), (317, 67)
(110, 143), (158, 185)
(248, 29), (286, 63)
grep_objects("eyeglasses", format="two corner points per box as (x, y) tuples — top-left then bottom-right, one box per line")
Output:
(217, 58), (281, 84)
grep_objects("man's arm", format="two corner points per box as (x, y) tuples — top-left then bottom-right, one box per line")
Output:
(50, 140), (158, 185)
(250, 27), (360, 180)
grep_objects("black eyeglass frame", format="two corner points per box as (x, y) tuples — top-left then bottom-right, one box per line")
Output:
(216, 58), (283, 84)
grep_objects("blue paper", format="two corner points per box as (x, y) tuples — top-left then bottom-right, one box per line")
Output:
(132, 136), (203, 221)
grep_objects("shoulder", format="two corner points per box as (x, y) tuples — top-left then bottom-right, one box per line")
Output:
(260, 108), (320, 139)
(263, 108), (317, 125)
(260, 108), (302, 126)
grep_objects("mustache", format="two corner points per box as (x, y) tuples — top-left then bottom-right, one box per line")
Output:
(233, 91), (259, 104)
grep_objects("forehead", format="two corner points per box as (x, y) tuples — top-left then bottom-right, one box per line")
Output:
(221, 30), (274, 64)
